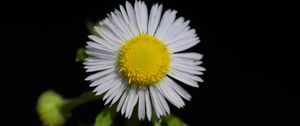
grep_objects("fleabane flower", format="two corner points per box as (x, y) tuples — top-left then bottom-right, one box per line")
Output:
(84, 1), (205, 121)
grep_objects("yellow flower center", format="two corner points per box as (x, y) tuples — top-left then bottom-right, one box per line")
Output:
(118, 33), (170, 86)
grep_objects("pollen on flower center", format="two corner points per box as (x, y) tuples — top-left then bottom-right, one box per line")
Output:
(118, 33), (170, 86)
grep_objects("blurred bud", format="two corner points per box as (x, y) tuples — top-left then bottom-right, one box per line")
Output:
(37, 90), (66, 126)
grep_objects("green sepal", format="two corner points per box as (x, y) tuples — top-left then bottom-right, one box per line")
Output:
(76, 47), (87, 62)
(86, 20), (99, 36)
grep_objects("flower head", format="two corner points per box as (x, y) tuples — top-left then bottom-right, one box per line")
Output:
(84, 1), (205, 121)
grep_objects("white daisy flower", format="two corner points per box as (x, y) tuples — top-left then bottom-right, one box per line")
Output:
(84, 1), (205, 121)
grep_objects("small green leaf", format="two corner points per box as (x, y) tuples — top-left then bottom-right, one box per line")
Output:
(163, 115), (188, 126)
(95, 107), (116, 126)
(76, 48), (87, 62)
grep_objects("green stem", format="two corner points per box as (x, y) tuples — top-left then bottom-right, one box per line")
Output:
(62, 91), (101, 114)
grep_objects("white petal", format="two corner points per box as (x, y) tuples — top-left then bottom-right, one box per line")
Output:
(140, 2), (148, 33)
(167, 35), (198, 50)
(85, 56), (111, 62)
(168, 38), (199, 53)
(100, 17), (125, 43)
(83, 55), (113, 63)
(125, 86), (138, 118)
(85, 68), (115, 81)
(138, 87), (146, 120)
(172, 52), (203, 60)
(121, 86), (137, 116)
(162, 17), (185, 42)
(110, 82), (126, 106)
(85, 64), (115, 72)
(147, 4), (163, 35)
(84, 57), (100, 63)
(171, 52), (203, 67)
(156, 79), (185, 108)
(108, 10), (134, 40)
(85, 47), (114, 55)
(119, 4), (130, 27)
(149, 86), (164, 118)
(153, 9), (170, 37)
(119, 5), (135, 38)
(83, 60), (115, 66)
(117, 87), (129, 112)
(172, 60), (203, 69)
(167, 70), (199, 87)
(171, 61), (206, 71)
(169, 39), (200, 53)
(88, 35), (118, 51)
(94, 76), (119, 96)
(145, 89), (152, 121)
(166, 20), (191, 44)
(85, 48), (116, 59)
(86, 41), (114, 53)
(171, 65), (204, 75)
(90, 73), (117, 87)
(121, 88), (131, 115)
(103, 78), (122, 101)
(171, 58), (196, 65)
(104, 89), (124, 105)
(101, 16), (127, 42)
(171, 57), (205, 75)
(168, 34), (198, 47)
(155, 10), (177, 40)
(128, 92), (138, 118)
(194, 61), (203, 65)
(95, 26), (122, 47)
(165, 20), (190, 45)
(156, 84), (179, 107)
(173, 68), (204, 82)
(165, 77), (191, 101)
(154, 86), (170, 114)
(134, 1), (148, 33)
(126, 1), (139, 36)
(134, 1), (141, 33)
(168, 29), (196, 45)
(163, 78), (186, 108)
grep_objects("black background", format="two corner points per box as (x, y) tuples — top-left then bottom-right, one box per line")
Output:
(1, 0), (296, 126)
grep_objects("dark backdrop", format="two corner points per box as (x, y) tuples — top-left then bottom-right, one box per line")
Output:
(1, 0), (295, 126)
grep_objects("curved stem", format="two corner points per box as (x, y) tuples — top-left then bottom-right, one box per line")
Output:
(62, 91), (101, 114)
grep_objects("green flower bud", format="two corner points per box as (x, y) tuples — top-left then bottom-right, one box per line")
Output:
(37, 90), (66, 126)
